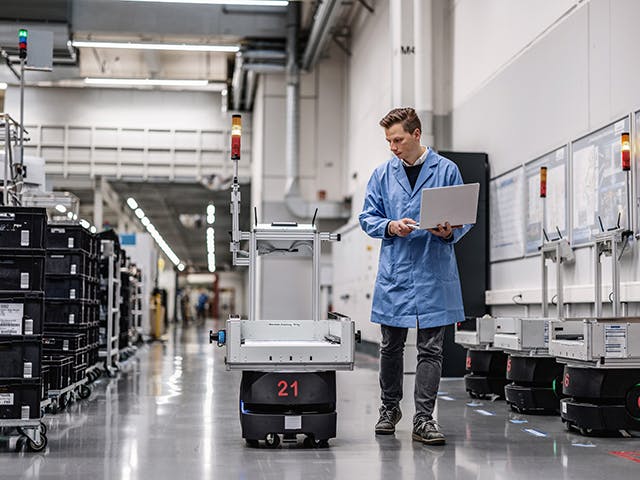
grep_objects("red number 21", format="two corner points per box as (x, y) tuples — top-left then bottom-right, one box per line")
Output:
(277, 380), (299, 397)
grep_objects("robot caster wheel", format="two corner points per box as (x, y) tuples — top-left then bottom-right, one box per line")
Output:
(303, 435), (329, 448)
(264, 433), (280, 448)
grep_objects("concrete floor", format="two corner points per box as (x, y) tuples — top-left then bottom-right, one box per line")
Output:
(1, 322), (639, 479)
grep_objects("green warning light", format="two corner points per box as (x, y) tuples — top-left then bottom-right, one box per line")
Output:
(19, 29), (27, 38)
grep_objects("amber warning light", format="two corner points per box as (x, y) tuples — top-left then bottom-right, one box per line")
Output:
(540, 166), (547, 198)
(621, 132), (630, 171)
(231, 114), (242, 161)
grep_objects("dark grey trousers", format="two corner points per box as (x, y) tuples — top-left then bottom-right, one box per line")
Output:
(379, 324), (446, 423)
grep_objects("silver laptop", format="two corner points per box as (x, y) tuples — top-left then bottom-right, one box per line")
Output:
(417, 183), (480, 230)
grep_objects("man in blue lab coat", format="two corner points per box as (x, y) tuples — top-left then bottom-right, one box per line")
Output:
(359, 107), (472, 445)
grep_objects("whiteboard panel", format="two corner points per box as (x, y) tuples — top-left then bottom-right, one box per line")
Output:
(490, 168), (525, 262)
(571, 117), (630, 246)
(524, 146), (568, 254)
(636, 110), (640, 234)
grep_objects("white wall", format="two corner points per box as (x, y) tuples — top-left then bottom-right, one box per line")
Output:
(250, 44), (348, 320)
(449, 0), (640, 316)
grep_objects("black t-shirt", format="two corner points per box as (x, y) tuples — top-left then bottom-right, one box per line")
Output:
(403, 162), (424, 190)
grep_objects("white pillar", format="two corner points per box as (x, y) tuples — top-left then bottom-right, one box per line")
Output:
(94, 177), (104, 230)
(390, 0), (415, 107)
(414, 0), (434, 147)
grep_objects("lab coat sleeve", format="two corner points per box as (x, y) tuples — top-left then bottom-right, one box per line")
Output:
(441, 164), (473, 244)
(359, 170), (391, 239)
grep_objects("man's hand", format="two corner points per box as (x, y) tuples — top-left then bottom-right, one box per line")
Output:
(388, 218), (418, 237)
(428, 222), (454, 239)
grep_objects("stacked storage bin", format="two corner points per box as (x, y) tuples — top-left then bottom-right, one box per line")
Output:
(0, 207), (46, 422)
(43, 225), (99, 391)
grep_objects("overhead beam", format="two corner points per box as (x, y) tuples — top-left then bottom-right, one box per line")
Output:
(72, 0), (288, 38)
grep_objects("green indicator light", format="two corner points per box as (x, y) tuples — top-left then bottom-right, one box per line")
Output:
(19, 29), (27, 37)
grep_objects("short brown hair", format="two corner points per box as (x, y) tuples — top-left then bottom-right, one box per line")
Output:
(379, 107), (422, 134)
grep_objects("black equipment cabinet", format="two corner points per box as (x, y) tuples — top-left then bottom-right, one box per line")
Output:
(439, 151), (490, 377)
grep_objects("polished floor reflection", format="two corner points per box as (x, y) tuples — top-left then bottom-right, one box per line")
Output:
(1, 322), (639, 479)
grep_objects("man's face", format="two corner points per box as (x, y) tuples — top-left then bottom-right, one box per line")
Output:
(384, 123), (421, 161)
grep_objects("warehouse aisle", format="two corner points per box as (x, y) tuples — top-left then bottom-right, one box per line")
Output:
(1, 323), (639, 479)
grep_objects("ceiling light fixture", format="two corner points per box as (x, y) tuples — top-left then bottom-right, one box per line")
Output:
(72, 40), (239, 53)
(85, 78), (210, 87)
(126, 196), (182, 266)
(121, 0), (288, 6)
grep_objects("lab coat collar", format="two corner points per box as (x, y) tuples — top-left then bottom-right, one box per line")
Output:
(391, 147), (438, 197)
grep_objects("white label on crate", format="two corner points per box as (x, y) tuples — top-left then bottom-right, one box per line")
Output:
(70, 289), (76, 299)
(69, 313), (75, 324)
(20, 272), (29, 289)
(24, 319), (33, 335)
(68, 237), (75, 248)
(24, 362), (32, 379)
(71, 264), (77, 275)
(0, 303), (24, 335)
(0, 393), (14, 405)
(284, 415), (302, 430)
(604, 324), (627, 358)
(21, 405), (30, 420)
(20, 230), (30, 246)
(63, 339), (69, 351)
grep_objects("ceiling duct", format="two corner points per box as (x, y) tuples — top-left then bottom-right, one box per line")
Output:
(231, 46), (286, 111)
(284, 1), (349, 219)
(300, 0), (342, 71)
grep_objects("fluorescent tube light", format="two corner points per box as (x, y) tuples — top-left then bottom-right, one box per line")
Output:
(72, 40), (239, 53)
(127, 197), (138, 209)
(121, 0), (288, 6)
(85, 78), (209, 87)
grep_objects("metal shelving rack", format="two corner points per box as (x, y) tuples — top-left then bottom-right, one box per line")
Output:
(99, 240), (120, 376)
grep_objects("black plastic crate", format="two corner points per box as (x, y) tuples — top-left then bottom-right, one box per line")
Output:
(72, 364), (87, 384)
(47, 225), (94, 253)
(88, 343), (99, 366)
(45, 275), (97, 300)
(0, 379), (42, 419)
(46, 251), (94, 276)
(44, 299), (92, 326)
(0, 253), (45, 291)
(0, 337), (42, 379)
(41, 364), (50, 400)
(42, 356), (72, 391)
(0, 207), (46, 250)
(42, 331), (87, 353)
(72, 346), (89, 367)
(0, 292), (44, 336)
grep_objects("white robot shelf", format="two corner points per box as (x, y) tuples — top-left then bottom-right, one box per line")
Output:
(210, 115), (357, 448)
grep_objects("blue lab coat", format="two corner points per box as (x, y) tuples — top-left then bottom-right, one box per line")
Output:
(358, 148), (472, 329)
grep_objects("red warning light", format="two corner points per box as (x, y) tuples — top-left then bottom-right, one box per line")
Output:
(621, 132), (631, 171)
(231, 115), (241, 161)
(540, 166), (547, 198)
